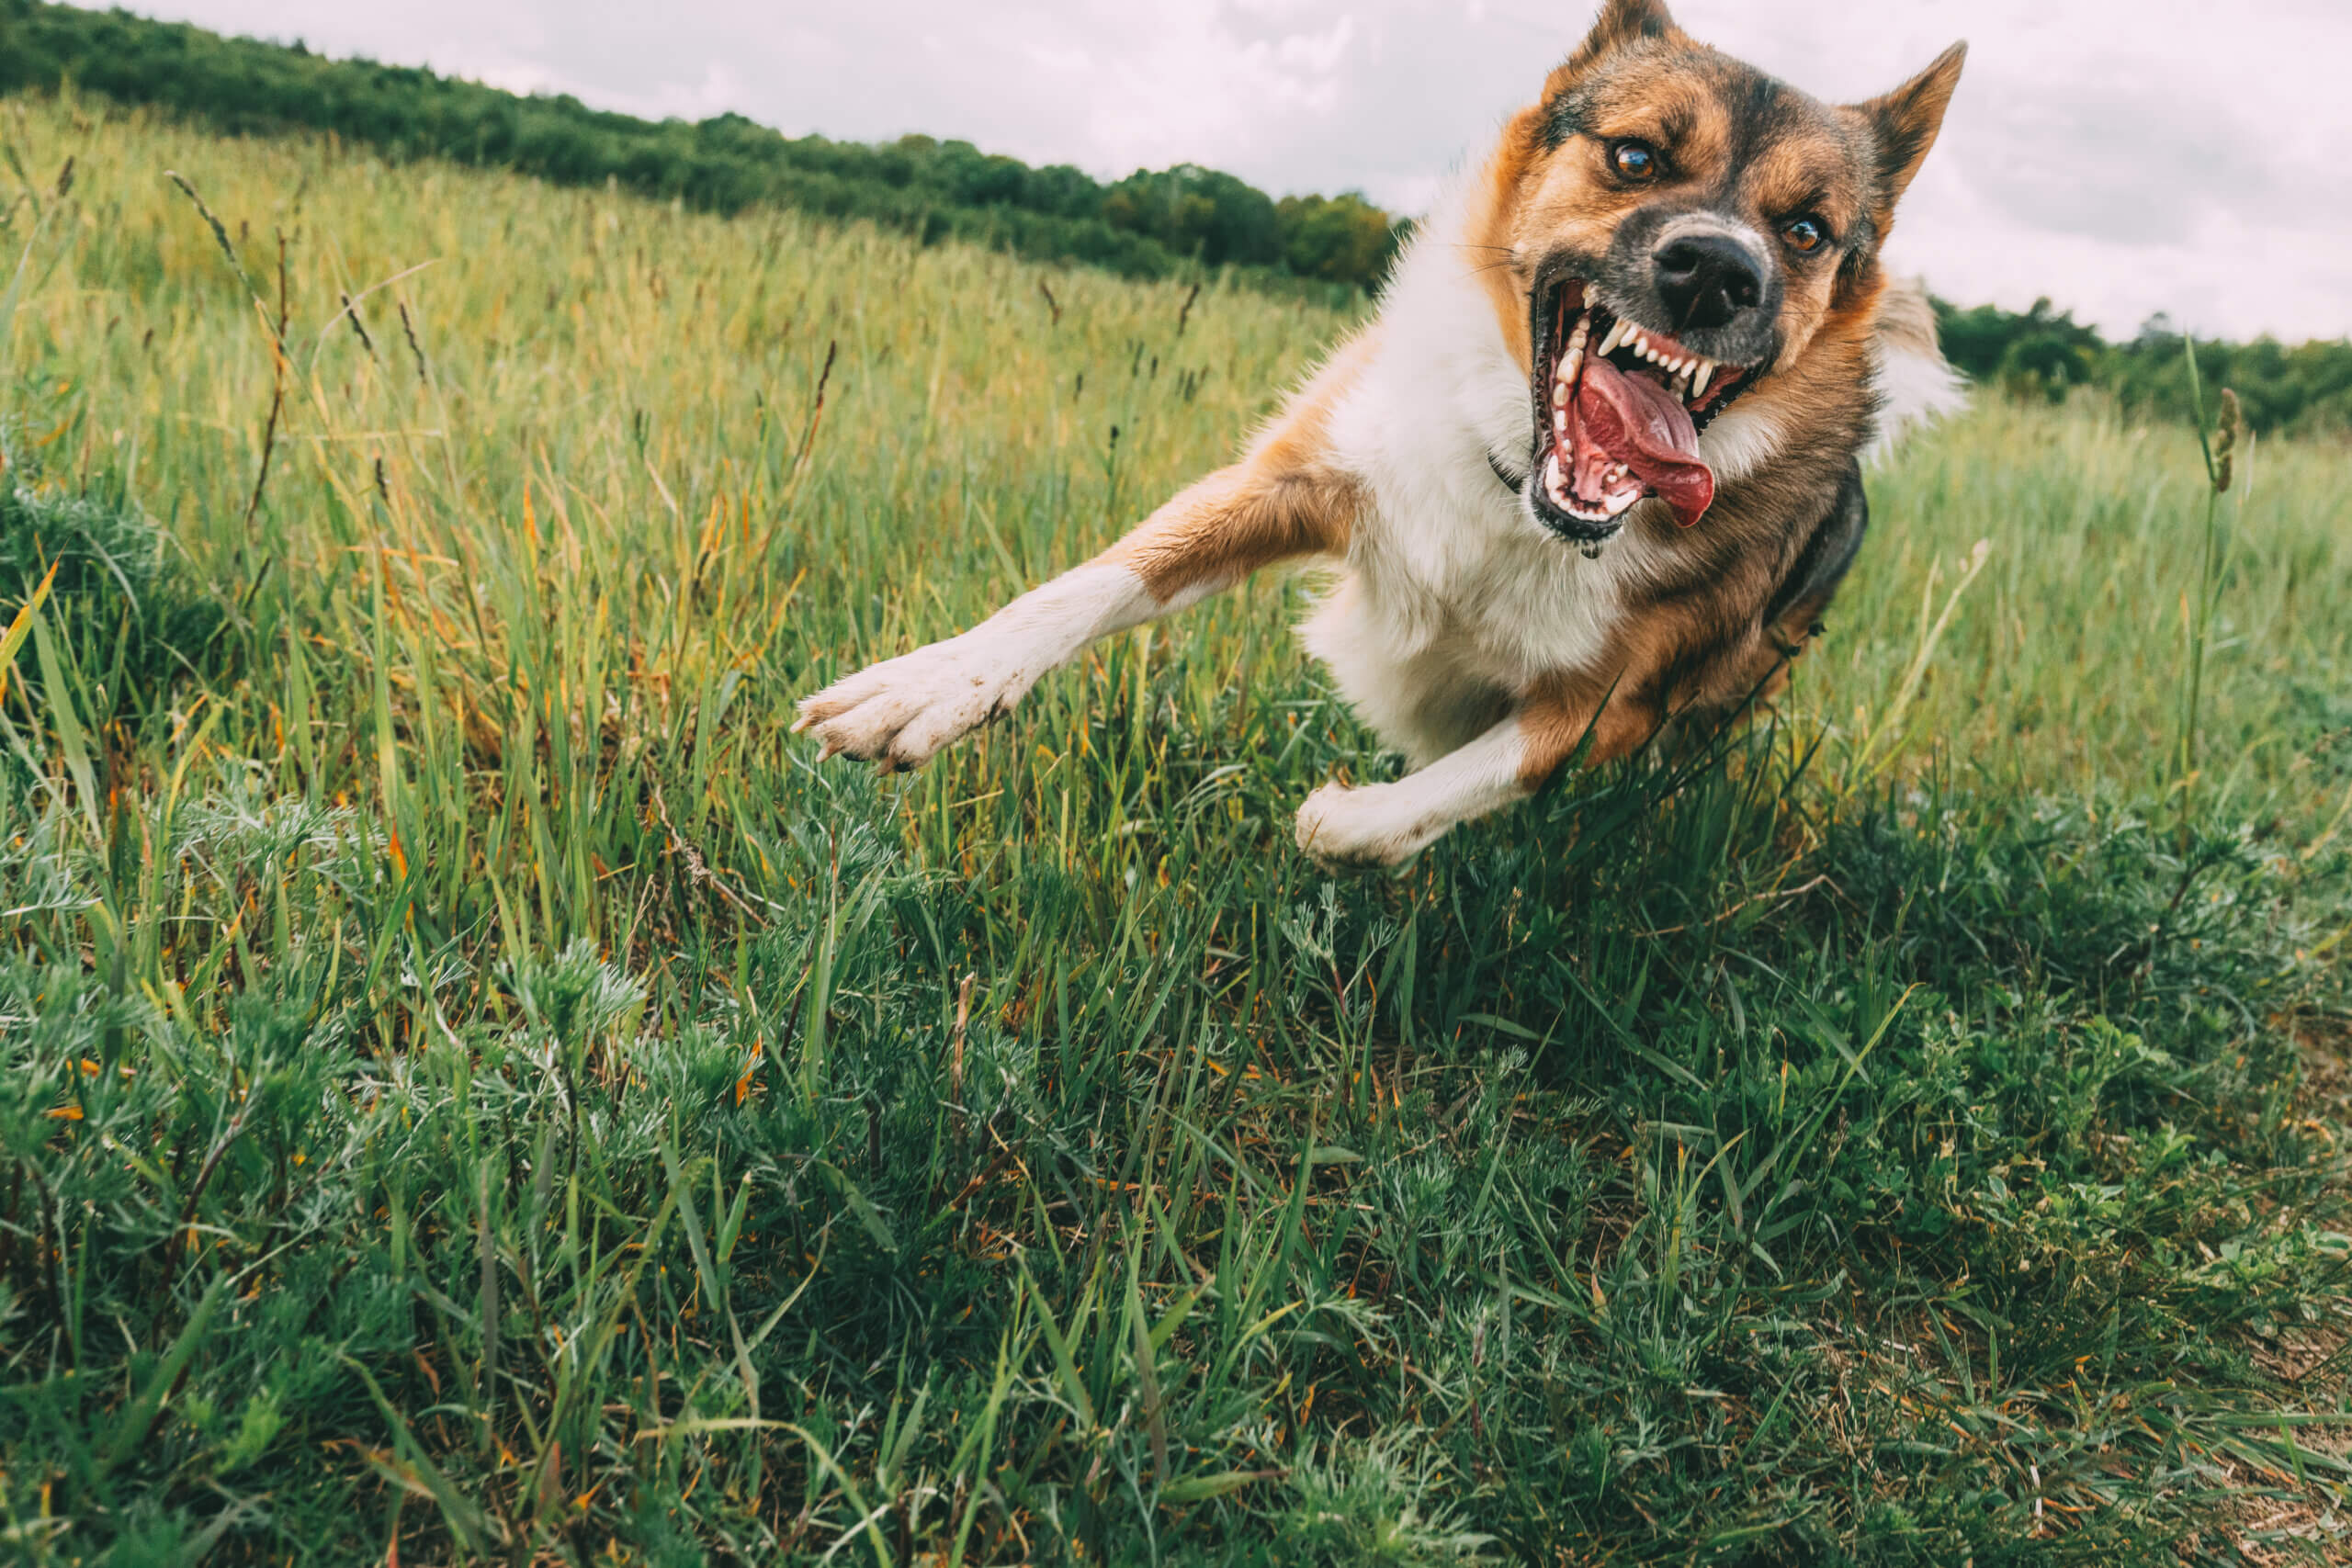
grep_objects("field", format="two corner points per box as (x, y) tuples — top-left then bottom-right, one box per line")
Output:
(2, 92), (2350, 1565)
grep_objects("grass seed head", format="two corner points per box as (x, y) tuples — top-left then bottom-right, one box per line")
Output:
(2212, 387), (2243, 492)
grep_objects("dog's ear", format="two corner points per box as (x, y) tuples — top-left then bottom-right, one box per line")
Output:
(1851, 42), (1967, 211)
(1564, 0), (1679, 73)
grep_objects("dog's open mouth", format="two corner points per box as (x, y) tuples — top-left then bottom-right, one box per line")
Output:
(1529, 280), (1755, 537)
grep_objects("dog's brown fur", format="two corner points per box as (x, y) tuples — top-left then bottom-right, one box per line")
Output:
(1465, 0), (1964, 780)
(798, 0), (1965, 863)
(1100, 335), (1373, 601)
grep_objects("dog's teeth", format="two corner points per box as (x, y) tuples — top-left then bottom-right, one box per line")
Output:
(1692, 361), (1714, 397)
(1630, 333), (1649, 357)
(1553, 378), (1568, 408)
(1597, 320), (1629, 356)
(1544, 452), (1573, 505)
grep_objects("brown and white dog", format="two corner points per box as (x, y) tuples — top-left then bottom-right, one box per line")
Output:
(796, 0), (1966, 865)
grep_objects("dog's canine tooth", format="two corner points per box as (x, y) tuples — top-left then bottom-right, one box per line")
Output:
(1691, 361), (1714, 397)
(1597, 320), (1629, 357)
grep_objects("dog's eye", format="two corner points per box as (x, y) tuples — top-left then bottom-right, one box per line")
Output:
(1782, 217), (1826, 253)
(1610, 141), (1659, 181)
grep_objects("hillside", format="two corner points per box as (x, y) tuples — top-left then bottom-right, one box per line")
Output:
(0, 82), (2349, 1567)
(4, 1), (2348, 433)
(0, 0), (1401, 297)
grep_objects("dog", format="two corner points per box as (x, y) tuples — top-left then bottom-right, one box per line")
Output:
(796, 0), (1966, 866)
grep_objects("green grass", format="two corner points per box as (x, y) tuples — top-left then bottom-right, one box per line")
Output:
(1, 91), (2350, 1566)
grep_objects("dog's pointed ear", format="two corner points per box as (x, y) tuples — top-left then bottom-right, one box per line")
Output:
(1564, 0), (1679, 73)
(1851, 42), (1967, 209)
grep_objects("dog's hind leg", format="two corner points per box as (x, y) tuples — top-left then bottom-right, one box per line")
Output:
(796, 342), (1370, 772)
(1295, 669), (1660, 866)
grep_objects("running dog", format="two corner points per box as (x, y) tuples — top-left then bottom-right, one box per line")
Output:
(796, 0), (1967, 865)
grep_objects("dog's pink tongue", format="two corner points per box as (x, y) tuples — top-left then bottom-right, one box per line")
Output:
(1574, 358), (1716, 527)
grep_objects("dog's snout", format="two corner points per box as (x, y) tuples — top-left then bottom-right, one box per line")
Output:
(1654, 233), (1764, 333)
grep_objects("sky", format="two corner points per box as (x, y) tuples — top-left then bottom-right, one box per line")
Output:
(118, 0), (2352, 343)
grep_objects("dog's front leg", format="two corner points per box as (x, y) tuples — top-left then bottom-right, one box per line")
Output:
(796, 454), (1361, 773)
(793, 553), (1161, 773)
(1295, 673), (1657, 866)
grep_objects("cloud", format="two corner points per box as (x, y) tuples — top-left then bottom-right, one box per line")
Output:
(114, 0), (2352, 341)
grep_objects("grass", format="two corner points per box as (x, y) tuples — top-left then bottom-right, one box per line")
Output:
(0, 90), (2349, 1566)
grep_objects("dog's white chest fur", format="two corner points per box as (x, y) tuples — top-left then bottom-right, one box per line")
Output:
(1302, 213), (1661, 767)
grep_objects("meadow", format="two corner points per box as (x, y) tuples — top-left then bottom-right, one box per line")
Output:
(1, 91), (2349, 1565)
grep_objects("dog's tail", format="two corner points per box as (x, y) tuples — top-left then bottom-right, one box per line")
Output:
(1868, 276), (1967, 464)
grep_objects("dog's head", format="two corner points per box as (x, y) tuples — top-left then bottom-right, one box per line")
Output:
(1477, 0), (1964, 542)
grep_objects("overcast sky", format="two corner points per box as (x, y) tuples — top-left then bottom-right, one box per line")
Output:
(119, 0), (2352, 342)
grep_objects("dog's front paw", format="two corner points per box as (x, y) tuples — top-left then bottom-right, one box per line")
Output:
(794, 637), (1031, 772)
(1295, 781), (1430, 868)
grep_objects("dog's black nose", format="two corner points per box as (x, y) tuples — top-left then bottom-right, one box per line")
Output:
(1655, 234), (1763, 333)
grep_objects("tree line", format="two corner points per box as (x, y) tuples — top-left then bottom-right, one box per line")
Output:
(2, 1), (2344, 432)
(1935, 297), (2352, 437)
(0, 0), (1405, 299)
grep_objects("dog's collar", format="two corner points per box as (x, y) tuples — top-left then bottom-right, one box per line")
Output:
(1487, 450), (1528, 497)
(1491, 446), (1614, 559)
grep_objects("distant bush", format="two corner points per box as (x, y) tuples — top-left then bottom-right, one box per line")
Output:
(0, 416), (226, 700)
(1276, 192), (1410, 287)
